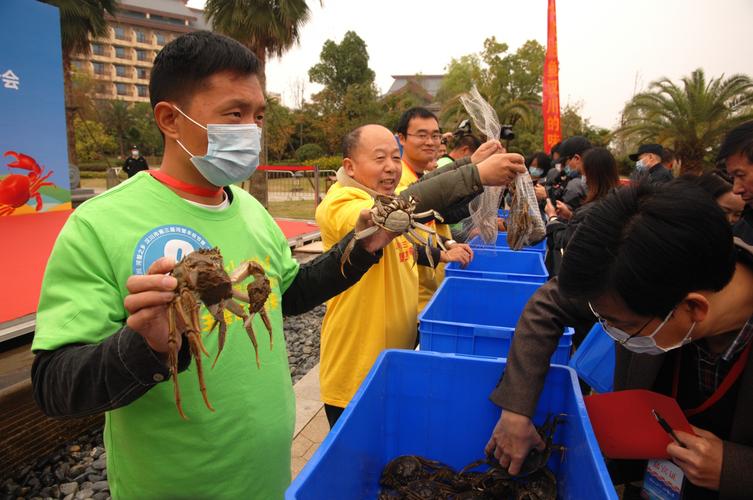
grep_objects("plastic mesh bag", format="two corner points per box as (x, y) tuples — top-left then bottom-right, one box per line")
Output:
(459, 85), (503, 244)
(507, 171), (546, 250)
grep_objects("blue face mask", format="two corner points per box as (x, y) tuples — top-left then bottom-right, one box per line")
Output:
(635, 159), (647, 172)
(529, 166), (544, 178)
(174, 106), (261, 186)
(564, 165), (572, 175)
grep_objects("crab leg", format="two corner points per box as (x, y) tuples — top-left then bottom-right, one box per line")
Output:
(225, 299), (261, 368)
(207, 303), (228, 369)
(231, 288), (274, 350)
(413, 209), (444, 222)
(175, 297), (213, 413)
(167, 302), (186, 420)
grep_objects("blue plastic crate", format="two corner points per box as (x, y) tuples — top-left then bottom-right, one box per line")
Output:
(419, 277), (573, 364)
(498, 208), (510, 219)
(468, 231), (547, 253)
(287, 350), (616, 500)
(569, 324), (615, 393)
(445, 247), (548, 283)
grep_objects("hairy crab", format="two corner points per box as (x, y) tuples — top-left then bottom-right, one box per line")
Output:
(340, 194), (446, 275)
(166, 248), (272, 419)
(378, 414), (565, 499)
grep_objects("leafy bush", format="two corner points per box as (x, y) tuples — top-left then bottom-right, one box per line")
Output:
(307, 156), (343, 172)
(295, 143), (325, 161)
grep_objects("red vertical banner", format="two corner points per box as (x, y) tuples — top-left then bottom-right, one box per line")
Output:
(542, 0), (561, 154)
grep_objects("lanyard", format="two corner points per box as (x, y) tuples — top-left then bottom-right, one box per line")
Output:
(672, 340), (752, 418)
(149, 170), (223, 198)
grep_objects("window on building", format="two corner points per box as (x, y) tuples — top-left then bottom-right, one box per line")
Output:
(121, 9), (146, 20)
(114, 26), (128, 40)
(136, 30), (147, 43)
(115, 46), (127, 59)
(137, 68), (149, 80)
(71, 60), (84, 71)
(96, 82), (109, 94)
(91, 43), (105, 56)
(150, 14), (185, 26)
(92, 62), (106, 75)
(136, 49), (149, 61)
(115, 83), (129, 96)
(155, 32), (166, 45)
(137, 85), (148, 98)
(115, 65), (127, 77)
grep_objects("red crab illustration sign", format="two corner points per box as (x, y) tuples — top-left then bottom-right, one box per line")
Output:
(0, 0), (71, 216)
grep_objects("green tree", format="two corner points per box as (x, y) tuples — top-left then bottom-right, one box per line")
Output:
(308, 31), (376, 98)
(98, 100), (135, 158)
(618, 68), (753, 172)
(437, 39), (545, 136)
(41, 0), (118, 166)
(264, 96), (295, 161)
(74, 116), (117, 162)
(306, 31), (381, 154)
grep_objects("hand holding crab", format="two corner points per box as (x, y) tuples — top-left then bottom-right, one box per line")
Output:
(125, 248), (274, 419)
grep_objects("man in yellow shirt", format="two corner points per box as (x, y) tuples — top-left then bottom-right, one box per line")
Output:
(396, 107), (476, 312)
(316, 124), (525, 426)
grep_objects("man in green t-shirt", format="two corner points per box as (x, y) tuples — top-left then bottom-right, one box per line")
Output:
(30, 31), (397, 499)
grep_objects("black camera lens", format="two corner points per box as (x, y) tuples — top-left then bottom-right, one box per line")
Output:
(500, 125), (515, 140)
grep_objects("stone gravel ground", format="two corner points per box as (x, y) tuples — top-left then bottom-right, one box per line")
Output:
(3, 305), (325, 500)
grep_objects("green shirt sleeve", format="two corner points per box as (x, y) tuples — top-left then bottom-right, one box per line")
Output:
(33, 212), (126, 352)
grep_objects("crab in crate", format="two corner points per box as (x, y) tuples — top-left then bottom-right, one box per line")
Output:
(340, 194), (446, 275)
(166, 248), (273, 419)
(377, 414), (565, 499)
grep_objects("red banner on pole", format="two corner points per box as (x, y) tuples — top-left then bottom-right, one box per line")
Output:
(542, 0), (561, 155)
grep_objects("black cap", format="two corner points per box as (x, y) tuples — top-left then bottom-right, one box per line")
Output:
(558, 136), (592, 159)
(629, 143), (664, 161)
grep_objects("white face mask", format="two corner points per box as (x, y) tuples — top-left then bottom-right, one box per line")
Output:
(174, 106), (261, 187)
(589, 302), (696, 355)
(131, 150), (139, 158)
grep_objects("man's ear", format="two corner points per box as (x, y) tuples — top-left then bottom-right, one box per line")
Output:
(397, 133), (406, 147)
(343, 157), (356, 177)
(681, 293), (710, 323)
(154, 102), (180, 140)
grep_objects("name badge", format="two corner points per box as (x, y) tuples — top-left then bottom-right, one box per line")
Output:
(642, 459), (683, 500)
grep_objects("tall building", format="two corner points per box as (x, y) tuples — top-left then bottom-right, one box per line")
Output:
(386, 74), (445, 113)
(71, 0), (209, 103)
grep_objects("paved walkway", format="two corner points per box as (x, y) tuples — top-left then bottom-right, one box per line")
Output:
(291, 364), (328, 479)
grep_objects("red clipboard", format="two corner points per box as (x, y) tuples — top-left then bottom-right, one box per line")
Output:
(585, 390), (695, 459)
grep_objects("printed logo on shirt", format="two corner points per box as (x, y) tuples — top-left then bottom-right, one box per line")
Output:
(132, 225), (212, 275)
(397, 237), (413, 263)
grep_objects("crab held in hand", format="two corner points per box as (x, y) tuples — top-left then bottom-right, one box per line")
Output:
(166, 248), (272, 419)
(340, 194), (446, 275)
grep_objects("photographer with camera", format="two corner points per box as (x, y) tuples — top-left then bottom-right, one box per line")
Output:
(437, 119), (483, 169)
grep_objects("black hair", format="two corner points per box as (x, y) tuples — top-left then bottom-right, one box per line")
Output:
(550, 142), (562, 157)
(341, 126), (366, 158)
(453, 134), (482, 153)
(527, 152), (552, 174)
(678, 172), (732, 200)
(582, 147), (619, 204)
(149, 31), (260, 110)
(717, 120), (753, 165)
(661, 148), (676, 164)
(396, 107), (438, 136)
(559, 180), (736, 317)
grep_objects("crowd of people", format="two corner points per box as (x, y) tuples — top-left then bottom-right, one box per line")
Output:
(27, 30), (753, 500)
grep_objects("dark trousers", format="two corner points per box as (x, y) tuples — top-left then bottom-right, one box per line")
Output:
(324, 404), (345, 428)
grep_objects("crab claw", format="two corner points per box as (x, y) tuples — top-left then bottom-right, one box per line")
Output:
(4, 151), (41, 174)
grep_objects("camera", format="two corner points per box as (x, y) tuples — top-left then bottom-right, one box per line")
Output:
(500, 124), (515, 141)
(453, 118), (472, 138)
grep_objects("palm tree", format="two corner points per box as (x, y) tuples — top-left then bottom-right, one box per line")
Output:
(41, 0), (118, 166)
(205, 0), (316, 206)
(619, 69), (753, 173)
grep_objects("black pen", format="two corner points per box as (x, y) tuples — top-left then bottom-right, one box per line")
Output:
(652, 409), (687, 448)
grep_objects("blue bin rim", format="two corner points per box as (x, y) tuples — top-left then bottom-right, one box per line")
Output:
(445, 249), (547, 279)
(286, 350), (616, 500)
(419, 276), (557, 321)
